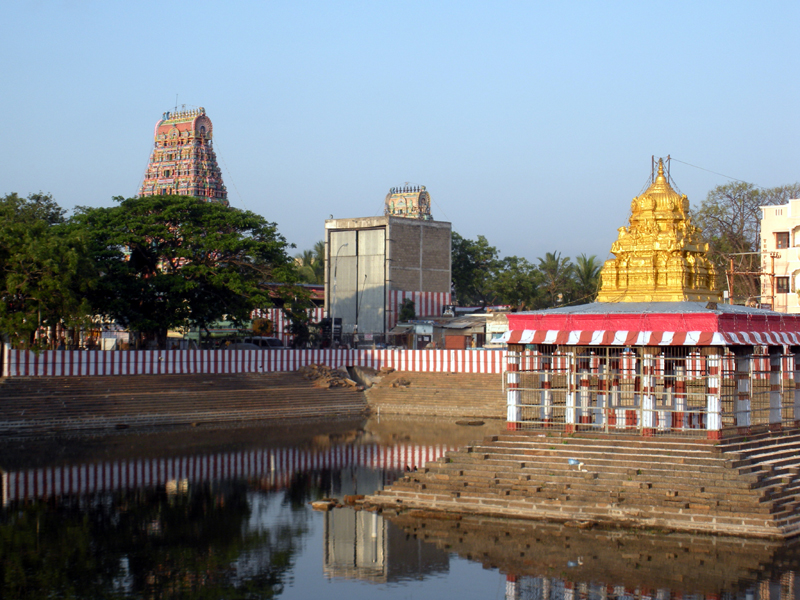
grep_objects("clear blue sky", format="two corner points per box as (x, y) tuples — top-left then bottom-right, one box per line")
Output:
(2, 1), (798, 264)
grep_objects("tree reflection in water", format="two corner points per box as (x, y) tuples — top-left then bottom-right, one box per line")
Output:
(0, 480), (312, 598)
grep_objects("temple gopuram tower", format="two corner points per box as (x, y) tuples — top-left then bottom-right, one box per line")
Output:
(138, 107), (228, 204)
(597, 158), (720, 302)
(385, 185), (433, 220)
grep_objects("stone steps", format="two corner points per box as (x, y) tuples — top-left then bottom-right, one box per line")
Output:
(366, 430), (800, 537)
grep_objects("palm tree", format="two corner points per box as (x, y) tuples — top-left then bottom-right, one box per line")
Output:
(573, 253), (602, 303)
(537, 251), (573, 308)
(295, 242), (326, 284)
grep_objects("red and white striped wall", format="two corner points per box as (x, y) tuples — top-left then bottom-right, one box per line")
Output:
(2, 346), (506, 377)
(388, 291), (451, 329)
(1, 443), (452, 505)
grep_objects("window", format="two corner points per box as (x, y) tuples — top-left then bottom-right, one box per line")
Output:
(776, 232), (790, 249)
(776, 276), (790, 294)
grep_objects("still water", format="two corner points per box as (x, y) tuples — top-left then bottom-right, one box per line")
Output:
(1, 417), (799, 599)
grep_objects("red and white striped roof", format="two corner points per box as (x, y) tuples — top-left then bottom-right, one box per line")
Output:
(499, 329), (800, 346)
(504, 302), (800, 347)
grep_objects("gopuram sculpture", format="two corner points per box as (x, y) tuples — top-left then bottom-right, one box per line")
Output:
(596, 158), (721, 302)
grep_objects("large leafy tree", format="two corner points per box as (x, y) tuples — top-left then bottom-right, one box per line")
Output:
(0, 193), (94, 348)
(451, 232), (500, 306)
(694, 182), (800, 300)
(75, 195), (296, 348)
(492, 256), (540, 310)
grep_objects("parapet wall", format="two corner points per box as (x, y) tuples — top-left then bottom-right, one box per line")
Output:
(2, 347), (506, 378)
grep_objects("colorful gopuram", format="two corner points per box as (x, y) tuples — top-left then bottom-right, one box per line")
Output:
(384, 185), (433, 220)
(138, 107), (228, 203)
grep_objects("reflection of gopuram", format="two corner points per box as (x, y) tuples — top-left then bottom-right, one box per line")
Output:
(368, 158), (800, 538)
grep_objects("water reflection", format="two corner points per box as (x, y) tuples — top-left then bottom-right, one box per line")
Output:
(1, 417), (800, 599)
(383, 511), (800, 600)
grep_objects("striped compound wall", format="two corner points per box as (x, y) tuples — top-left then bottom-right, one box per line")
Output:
(2, 346), (507, 377)
(1, 443), (452, 505)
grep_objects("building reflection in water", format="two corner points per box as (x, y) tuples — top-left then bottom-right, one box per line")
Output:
(322, 465), (448, 582)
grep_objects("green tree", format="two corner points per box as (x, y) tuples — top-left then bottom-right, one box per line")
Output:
(572, 253), (601, 303)
(694, 182), (800, 300)
(398, 298), (416, 321)
(451, 232), (500, 306)
(492, 256), (540, 310)
(536, 251), (573, 308)
(294, 240), (325, 284)
(75, 195), (296, 348)
(0, 193), (94, 348)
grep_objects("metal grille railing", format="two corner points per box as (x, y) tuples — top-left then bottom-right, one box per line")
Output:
(505, 346), (799, 437)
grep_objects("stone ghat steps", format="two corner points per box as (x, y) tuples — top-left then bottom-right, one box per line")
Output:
(0, 374), (368, 433)
(414, 457), (762, 503)
(367, 432), (800, 537)
(365, 372), (505, 418)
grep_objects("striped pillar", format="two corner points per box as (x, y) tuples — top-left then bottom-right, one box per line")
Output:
(673, 366), (686, 430)
(506, 351), (521, 430)
(770, 353), (783, 431)
(737, 356), (751, 432)
(541, 370), (552, 424)
(706, 352), (721, 440)
(505, 575), (519, 600)
(595, 365), (607, 428)
(780, 350), (796, 427)
(565, 359), (576, 434)
(641, 352), (655, 436)
(794, 355), (800, 427)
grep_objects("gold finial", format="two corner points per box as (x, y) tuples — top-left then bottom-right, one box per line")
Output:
(596, 158), (721, 303)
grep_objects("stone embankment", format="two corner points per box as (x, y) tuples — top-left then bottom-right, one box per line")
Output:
(366, 430), (800, 538)
(364, 371), (506, 419)
(0, 372), (367, 433)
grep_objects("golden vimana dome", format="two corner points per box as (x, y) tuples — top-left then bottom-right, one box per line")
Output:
(596, 158), (722, 303)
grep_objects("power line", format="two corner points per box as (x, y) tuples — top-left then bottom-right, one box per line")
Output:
(670, 157), (764, 189)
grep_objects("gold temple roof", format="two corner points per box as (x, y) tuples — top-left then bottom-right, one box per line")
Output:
(596, 159), (721, 303)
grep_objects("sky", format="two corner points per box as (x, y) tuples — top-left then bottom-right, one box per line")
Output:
(2, 1), (799, 265)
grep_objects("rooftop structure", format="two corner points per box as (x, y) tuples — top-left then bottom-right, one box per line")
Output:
(597, 159), (720, 302)
(138, 107), (228, 203)
(384, 185), (433, 220)
(760, 199), (800, 313)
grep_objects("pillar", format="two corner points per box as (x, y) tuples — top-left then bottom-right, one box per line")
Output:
(737, 355), (751, 433)
(642, 352), (656, 436)
(506, 351), (521, 430)
(770, 353), (783, 431)
(673, 365), (686, 430)
(706, 352), (721, 440)
(505, 574), (519, 600)
(565, 352), (576, 433)
(541, 370), (552, 425)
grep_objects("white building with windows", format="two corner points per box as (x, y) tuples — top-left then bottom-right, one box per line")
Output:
(760, 199), (800, 313)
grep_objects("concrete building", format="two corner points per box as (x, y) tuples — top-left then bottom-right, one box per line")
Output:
(324, 203), (451, 342)
(760, 199), (800, 313)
